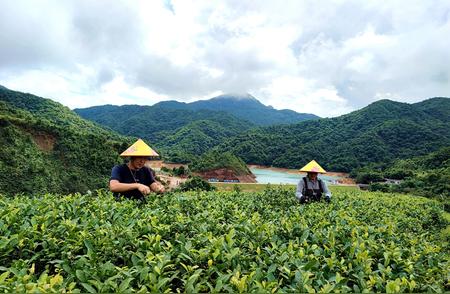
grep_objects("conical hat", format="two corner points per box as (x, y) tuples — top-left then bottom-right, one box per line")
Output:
(299, 160), (326, 173)
(120, 139), (159, 157)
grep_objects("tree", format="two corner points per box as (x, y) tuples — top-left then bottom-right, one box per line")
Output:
(178, 176), (216, 192)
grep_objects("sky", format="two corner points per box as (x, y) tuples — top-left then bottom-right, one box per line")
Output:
(1, 0), (449, 117)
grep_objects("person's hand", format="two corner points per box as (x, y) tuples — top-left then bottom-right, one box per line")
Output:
(298, 196), (308, 204)
(137, 184), (151, 195)
(156, 184), (165, 194)
(151, 182), (165, 194)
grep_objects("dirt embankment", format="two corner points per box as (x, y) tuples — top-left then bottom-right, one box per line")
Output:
(149, 162), (257, 188)
(335, 177), (356, 185)
(157, 174), (187, 190)
(32, 132), (56, 152)
(147, 160), (187, 170)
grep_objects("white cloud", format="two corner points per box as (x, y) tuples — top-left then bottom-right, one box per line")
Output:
(0, 0), (449, 117)
(256, 76), (353, 117)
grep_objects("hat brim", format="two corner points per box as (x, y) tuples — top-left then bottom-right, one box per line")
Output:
(299, 169), (326, 174)
(123, 155), (159, 159)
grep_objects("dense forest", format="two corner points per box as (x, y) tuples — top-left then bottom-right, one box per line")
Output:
(157, 119), (256, 163)
(77, 93), (450, 174)
(190, 150), (251, 176)
(75, 104), (256, 163)
(74, 94), (320, 163)
(0, 87), (132, 195)
(353, 146), (449, 200)
(75, 103), (255, 144)
(217, 98), (450, 172)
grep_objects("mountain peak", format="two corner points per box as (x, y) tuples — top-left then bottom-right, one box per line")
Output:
(369, 98), (400, 105)
(186, 93), (318, 125)
(213, 93), (257, 101)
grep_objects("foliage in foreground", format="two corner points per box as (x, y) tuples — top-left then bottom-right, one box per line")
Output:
(0, 189), (448, 293)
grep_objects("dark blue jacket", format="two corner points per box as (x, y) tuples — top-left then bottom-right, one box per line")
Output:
(110, 164), (155, 200)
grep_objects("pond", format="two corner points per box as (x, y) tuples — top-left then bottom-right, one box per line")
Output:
(249, 167), (343, 185)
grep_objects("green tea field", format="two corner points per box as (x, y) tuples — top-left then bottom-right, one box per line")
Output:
(211, 183), (359, 193)
(0, 188), (448, 292)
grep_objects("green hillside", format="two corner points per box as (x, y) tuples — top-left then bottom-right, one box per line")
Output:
(74, 104), (255, 146)
(414, 97), (450, 120)
(158, 119), (249, 163)
(76, 96), (449, 172)
(0, 86), (132, 195)
(353, 146), (450, 201)
(218, 98), (450, 171)
(190, 150), (251, 176)
(0, 188), (447, 292)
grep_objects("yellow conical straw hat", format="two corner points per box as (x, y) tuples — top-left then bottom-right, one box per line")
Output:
(299, 160), (326, 173)
(120, 139), (159, 157)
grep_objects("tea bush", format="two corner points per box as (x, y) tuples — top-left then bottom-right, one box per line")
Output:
(0, 188), (448, 292)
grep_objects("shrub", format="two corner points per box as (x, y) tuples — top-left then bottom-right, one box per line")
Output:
(177, 176), (216, 191)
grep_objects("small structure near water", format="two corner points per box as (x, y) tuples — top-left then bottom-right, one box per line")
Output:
(384, 178), (402, 185)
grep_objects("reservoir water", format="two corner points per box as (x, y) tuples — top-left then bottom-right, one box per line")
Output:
(250, 167), (342, 185)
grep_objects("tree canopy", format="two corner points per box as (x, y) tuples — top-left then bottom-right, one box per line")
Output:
(0, 87), (132, 195)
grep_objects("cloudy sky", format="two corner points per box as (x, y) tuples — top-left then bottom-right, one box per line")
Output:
(1, 0), (449, 117)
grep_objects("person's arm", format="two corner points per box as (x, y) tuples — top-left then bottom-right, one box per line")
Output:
(322, 180), (332, 201)
(295, 179), (305, 200)
(109, 180), (150, 195)
(322, 181), (331, 198)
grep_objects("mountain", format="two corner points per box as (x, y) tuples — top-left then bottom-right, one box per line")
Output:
(154, 93), (319, 125)
(75, 93), (318, 162)
(215, 98), (450, 172)
(75, 103), (255, 143)
(76, 95), (450, 169)
(159, 119), (251, 163)
(414, 97), (450, 120)
(75, 102), (258, 163)
(0, 86), (132, 195)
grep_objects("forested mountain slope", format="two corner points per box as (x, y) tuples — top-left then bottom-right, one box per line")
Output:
(217, 98), (450, 171)
(0, 86), (132, 195)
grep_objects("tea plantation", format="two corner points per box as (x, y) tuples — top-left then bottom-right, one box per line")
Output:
(0, 188), (448, 292)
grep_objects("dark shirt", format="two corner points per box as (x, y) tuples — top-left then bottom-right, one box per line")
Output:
(110, 164), (155, 200)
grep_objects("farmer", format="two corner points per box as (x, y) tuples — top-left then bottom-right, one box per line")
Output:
(296, 160), (332, 203)
(109, 139), (165, 200)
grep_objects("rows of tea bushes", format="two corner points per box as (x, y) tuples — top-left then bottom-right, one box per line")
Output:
(0, 188), (448, 292)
